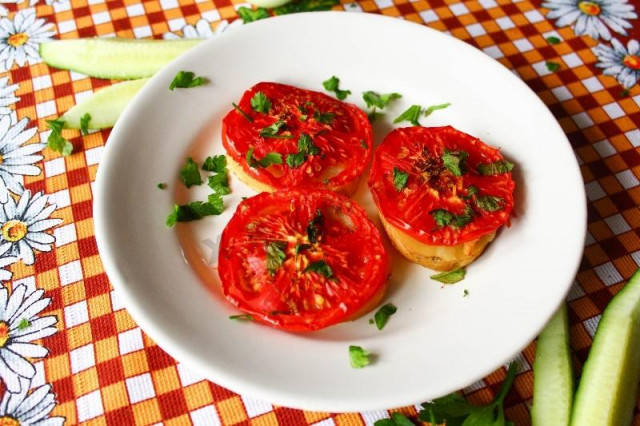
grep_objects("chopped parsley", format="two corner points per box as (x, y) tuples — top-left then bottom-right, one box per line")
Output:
(393, 167), (409, 192)
(169, 71), (206, 91)
(362, 91), (402, 109)
(232, 102), (253, 122)
(322, 76), (351, 100)
(463, 289), (469, 297)
(546, 36), (561, 44)
(475, 194), (505, 212)
(361, 140), (369, 149)
(430, 267), (466, 284)
(229, 314), (254, 321)
(546, 61), (560, 72)
(46, 119), (73, 156)
(179, 157), (203, 188)
(259, 120), (292, 138)
(166, 198), (223, 227)
(286, 152), (306, 168)
(304, 260), (333, 279)
(236, 6), (269, 23)
(424, 102), (451, 117)
(157, 183), (167, 190)
(349, 345), (370, 369)
(307, 209), (324, 243)
(266, 241), (287, 276)
(393, 105), (422, 126)
(442, 149), (468, 176)
(373, 303), (397, 330)
(476, 160), (514, 175)
(295, 243), (311, 256)
(374, 413), (414, 426)
(286, 133), (321, 168)
(314, 110), (335, 125)
(80, 113), (91, 136)
(207, 171), (230, 195)
(250, 91), (271, 113)
(273, 0), (339, 15)
(463, 185), (478, 199)
(17, 318), (30, 330)
(430, 207), (473, 229)
(246, 148), (283, 168)
(202, 155), (226, 173)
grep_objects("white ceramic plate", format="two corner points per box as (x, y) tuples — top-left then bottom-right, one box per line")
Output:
(94, 12), (586, 412)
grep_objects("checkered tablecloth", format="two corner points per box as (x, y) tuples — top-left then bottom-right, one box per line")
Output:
(0, 0), (637, 424)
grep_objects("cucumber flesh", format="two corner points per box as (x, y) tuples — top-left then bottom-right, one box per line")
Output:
(531, 304), (573, 426)
(61, 79), (148, 130)
(570, 268), (640, 426)
(40, 38), (202, 80)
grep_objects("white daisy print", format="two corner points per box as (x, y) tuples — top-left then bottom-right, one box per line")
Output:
(0, 77), (18, 116)
(0, 115), (45, 203)
(594, 38), (640, 88)
(0, 377), (64, 425)
(0, 256), (16, 282)
(0, 8), (55, 71)
(0, 191), (62, 266)
(0, 285), (57, 393)
(163, 18), (242, 40)
(542, 0), (637, 40)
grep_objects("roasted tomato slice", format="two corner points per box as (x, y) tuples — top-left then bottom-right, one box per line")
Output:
(222, 82), (372, 194)
(368, 126), (515, 247)
(218, 189), (389, 332)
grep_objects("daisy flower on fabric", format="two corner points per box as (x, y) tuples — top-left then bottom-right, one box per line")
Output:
(0, 115), (45, 203)
(0, 285), (57, 393)
(0, 377), (64, 425)
(0, 8), (55, 71)
(163, 18), (242, 40)
(0, 256), (16, 282)
(0, 77), (18, 116)
(594, 38), (640, 88)
(0, 191), (61, 266)
(542, 0), (637, 40)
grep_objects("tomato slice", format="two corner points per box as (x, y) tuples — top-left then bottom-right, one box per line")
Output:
(222, 82), (372, 193)
(368, 126), (515, 246)
(218, 189), (389, 332)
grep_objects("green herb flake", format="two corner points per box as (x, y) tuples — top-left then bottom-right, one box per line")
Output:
(475, 194), (505, 212)
(46, 119), (73, 156)
(361, 140), (369, 149)
(157, 183), (167, 190)
(304, 260), (333, 279)
(393, 105), (422, 126)
(463, 185), (478, 200)
(476, 160), (514, 175)
(393, 167), (409, 192)
(349, 345), (370, 369)
(442, 149), (468, 177)
(314, 110), (335, 125)
(80, 113), (91, 136)
(259, 120), (292, 138)
(202, 155), (227, 173)
(374, 413), (415, 426)
(165, 200), (223, 227)
(266, 241), (287, 276)
(368, 110), (380, 122)
(273, 0), (339, 15)
(295, 243), (311, 256)
(208, 172), (230, 195)
(463, 289), (469, 297)
(373, 303), (397, 330)
(430, 267), (466, 284)
(299, 114), (308, 122)
(546, 36), (561, 44)
(232, 102), (253, 122)
(362, 91), (402, 109)
(546, 61), (560, 72)
(236, 6), (269, 23)
(179, 157), (203, 188)
(322, 76), (351, 100)
(431, 209), (453, 227)
(298, 133), (321, 155)
(229, 314), (254, 321)
(17, 318), (30, 330)
(250, 91), (271, 114)
(286, 152), (306, 168)
(453, 206), (474, 228)
(169, 71), (206, 91)
(424, 102), (451, 117)
(246, 148), (283, 168)
(307, 209), (324, 243)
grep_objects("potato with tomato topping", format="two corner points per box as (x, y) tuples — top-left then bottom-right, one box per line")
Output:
(368, 126), (515, 271)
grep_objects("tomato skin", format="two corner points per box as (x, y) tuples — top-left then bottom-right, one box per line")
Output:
(218, 189), (389, 332)
(368, 126), (515, 246)
(222, 82), (372, 192)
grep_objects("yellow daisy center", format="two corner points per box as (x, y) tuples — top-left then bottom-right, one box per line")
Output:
(623, 54), (640, 70)
(0, 417), (19, 426)
(578, 1), (601, 16)
(1, 220), (28, 242)
(7, 33), (29, 48)
(0, 321), (10, 348)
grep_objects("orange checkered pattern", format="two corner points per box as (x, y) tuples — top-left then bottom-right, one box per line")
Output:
(1, 0), (638, 424)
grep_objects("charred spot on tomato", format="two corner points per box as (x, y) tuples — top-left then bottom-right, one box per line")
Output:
(307, 209), (324, 243)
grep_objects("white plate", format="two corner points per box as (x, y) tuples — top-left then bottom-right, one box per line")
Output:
(94, 12), (586, 412)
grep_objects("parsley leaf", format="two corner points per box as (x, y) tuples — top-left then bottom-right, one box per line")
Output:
(232, 102), (253, 122)
(424, 102), (451, 117)
(80, 113), (91, 136)
(202, 155), (227, 173)
(431, 209), (453, 227)
(179, 157), (203, 188)
(207, 172), (230, 195)
(259, 120), (292, 138)
(373, 303), (397, 330)
(297, 133), (321, 155)
(307, 209), (324, 243)
(431, 208), (473, 229)
(250, 91), (271, 113)
(477, 160), (514, 175)
(546, 61), (560, 72)
(46, 119), (73, 156)
(295, 243), (311, 256)
(304, 260), (333, 279)
(463, 185), (478, 199)
(229, 314), (254, 321)
(165, 200), (223, 227)
(237, 6), (269, 23)
(442, 149), (468, 176)
(546, 36), (561, 44)
(430, 268), (466, 284)
(157, 183), (167, 190)
(17, 318), (30, 330)
(349, 345), (370, 369)
(374, 413), (415, 426)
(361, 140), (369, 149)
(314, 110), (335, 124)
(169, 71), (206, 90)
(362, 91), (402, 109)
(266, 241), (287, 276)
(286, 152), (306, 168)
(393, 167), (409, 192)
(273, 0), (339, 15)
(453, 206), (474, 228)
(475, 195), (505, 212)
(246, 148), (283, 168)
(463, 289), (469, 297)
(393, 105), (422, 126)
(322, 76), (351, 100)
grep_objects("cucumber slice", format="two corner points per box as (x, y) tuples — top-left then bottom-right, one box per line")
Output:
(570, 269), (640, 426)
(40, 38), (202, 80)
(249, 0), (292, 8)
(61, 79), (147, 129)
(531, 304), (573, 426)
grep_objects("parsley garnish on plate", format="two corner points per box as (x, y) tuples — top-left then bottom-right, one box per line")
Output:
(237, 6), (269, 23)
(373, 303), (397, 330)
(251, 91), (271, 113)
(202, 155), (226, 173)
(273, 0), (339, 15)
(322, 76), (351, 100)
(232, 102), (253, 123)
(424, 102), (451, 117)
(393, 105), (422, 126)
(80, 113), (91, 136)
(393, 167), (409, 192)
(46, 119), (73, 156)
(349, 345), (371, 369)
(259, 120), (293, 138)
(430, 208), (473, 229)
(166, 198), (223, 227)
(169, 71), (206, 91)
(314, 110), (335, 125)
(430, 267), (466, 284)
(179, 157), (203, 188)
(229, 314), (254, 321)
(246, 148), (283, 168)
(266, 241), (287, 276)
(442, 149), (468, 176)
(475, 194), (505, 212)
(208, 171), (230, 195)
(157, 183), (167, 190)
(286, 133), (321, 168)
(477, 160), (514, 175)
(304, 260), (334, 279)
(374, 413), (415, 426)
(363, 90), (402, 122)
